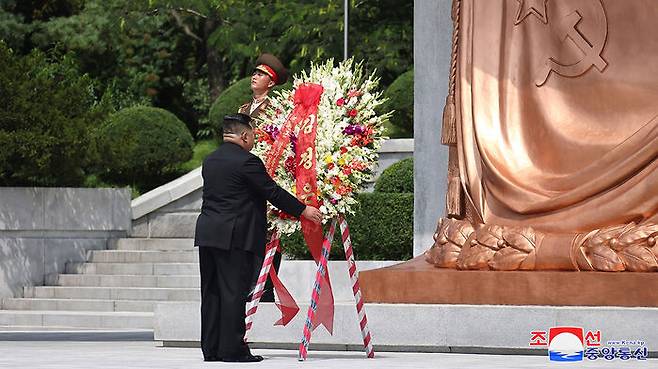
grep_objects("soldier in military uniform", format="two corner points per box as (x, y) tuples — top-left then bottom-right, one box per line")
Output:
(238, 53), (288, 122)
(239, 54), (289, 303)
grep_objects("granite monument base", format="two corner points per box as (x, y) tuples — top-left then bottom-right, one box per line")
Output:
(361, 256), (658, 307)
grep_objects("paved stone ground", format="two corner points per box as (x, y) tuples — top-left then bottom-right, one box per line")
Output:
(0, 341), (655, 369)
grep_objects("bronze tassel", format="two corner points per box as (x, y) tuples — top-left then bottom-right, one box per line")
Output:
(441, 95), (457, 145)
(446, 175), (462, 217)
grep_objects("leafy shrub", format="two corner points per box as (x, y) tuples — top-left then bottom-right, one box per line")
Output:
(96, 106), (193, 191)
(380, 69), (413, 137)
(374, 157), (413, 193)
(178, 139), (220, 173)
(0, 42), (106, 186)
(282, 192), (413, 261)
(207, 77), (251, 138)
(206, 77), (293, 138)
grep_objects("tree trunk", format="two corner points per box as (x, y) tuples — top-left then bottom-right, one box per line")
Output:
(204, 17), (224, 101)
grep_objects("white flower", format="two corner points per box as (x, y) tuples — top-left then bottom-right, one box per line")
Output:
(252, 58), (389, 236)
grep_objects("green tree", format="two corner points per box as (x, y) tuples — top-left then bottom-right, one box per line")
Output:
(350, 0), (413, 85)
(124, 0), (235, 99)
(2, 0), (208, 136)
(5, 0), (85, 22)
(1, 0), (413, 143)
(129, 0), (412, 95)
(0, 7), (32, 50)
(0, 42), (106, 186)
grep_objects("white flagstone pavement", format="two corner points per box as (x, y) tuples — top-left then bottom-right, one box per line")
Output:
(0, 341), (653, 369)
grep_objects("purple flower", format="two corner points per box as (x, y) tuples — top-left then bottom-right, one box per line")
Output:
(342, 124), (365, 135)
(263, 125), (279, 140)
(329, 198), (338, 205)
(290, 134), (298, 154)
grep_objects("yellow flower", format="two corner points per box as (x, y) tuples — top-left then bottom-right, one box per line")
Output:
(324, 155), (333, 164)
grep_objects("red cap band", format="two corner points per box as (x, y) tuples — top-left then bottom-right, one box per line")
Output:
(256, 64), (278, 84)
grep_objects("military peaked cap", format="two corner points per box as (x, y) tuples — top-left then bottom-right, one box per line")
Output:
(254, 53), (288, 85)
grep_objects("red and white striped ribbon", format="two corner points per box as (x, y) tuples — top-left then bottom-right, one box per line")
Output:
(244, 233), (279, 341)
(246, 217), (374, 360)
(338, 215), (375, 358)
(298, 218), (337, 361)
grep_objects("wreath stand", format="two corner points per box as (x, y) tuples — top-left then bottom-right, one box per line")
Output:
(244, 215), (375, 360)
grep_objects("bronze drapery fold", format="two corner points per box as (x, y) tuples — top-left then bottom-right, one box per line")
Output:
(430, 0), (658, 272)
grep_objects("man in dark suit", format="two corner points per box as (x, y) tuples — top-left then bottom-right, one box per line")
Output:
(194, 113), (321, 363)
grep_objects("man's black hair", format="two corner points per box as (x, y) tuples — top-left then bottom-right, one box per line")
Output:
(222, 113), (253, 135)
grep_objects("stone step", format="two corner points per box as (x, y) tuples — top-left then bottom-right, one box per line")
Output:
(108, 238), (194, 251)
(23, 286), (200, 301)
(143, 213), (198, 238)
(51, 274), (199, 288)
(0, 327), (153, 341)
(2, 298), (156, 312)
(88, 250), (198, 263)
(66, 262), (199, 275)
(0, 310), (153, 329)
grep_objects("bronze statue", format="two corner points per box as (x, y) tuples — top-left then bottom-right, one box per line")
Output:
(427, 0), (658, 272)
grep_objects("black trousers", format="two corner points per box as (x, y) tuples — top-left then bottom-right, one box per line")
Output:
(199, 246), (254, 359)
(260, 251), (282, 302)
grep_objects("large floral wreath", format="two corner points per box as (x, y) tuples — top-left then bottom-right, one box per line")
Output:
(252, 59), (390, 236)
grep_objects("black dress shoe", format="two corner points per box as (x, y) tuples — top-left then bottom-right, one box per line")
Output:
(203, 356), (220, 362)
(220, 354), (264, 362)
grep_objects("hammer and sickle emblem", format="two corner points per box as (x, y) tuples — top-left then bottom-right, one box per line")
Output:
(534, 0), (608, 86)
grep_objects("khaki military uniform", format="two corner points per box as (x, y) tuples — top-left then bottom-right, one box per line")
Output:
(238, 97), (271, 124)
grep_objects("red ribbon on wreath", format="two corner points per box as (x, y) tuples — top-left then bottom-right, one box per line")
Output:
(264, 83), (334, 333)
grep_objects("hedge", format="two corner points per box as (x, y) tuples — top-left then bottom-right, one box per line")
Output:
(379, 69), (413, 137)
(208, 77), (252, 137)
(374, 157), (413, 193)
(282, 192), (413, 261)
(96, 106), (193, 191)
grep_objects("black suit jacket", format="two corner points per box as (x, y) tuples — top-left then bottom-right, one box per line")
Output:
(194, 142), (305, 255)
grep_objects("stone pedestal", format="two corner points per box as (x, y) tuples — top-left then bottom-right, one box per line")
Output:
(361, 257), (658, 307)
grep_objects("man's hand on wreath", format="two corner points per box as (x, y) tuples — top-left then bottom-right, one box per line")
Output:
(301, 206), (322, 225)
